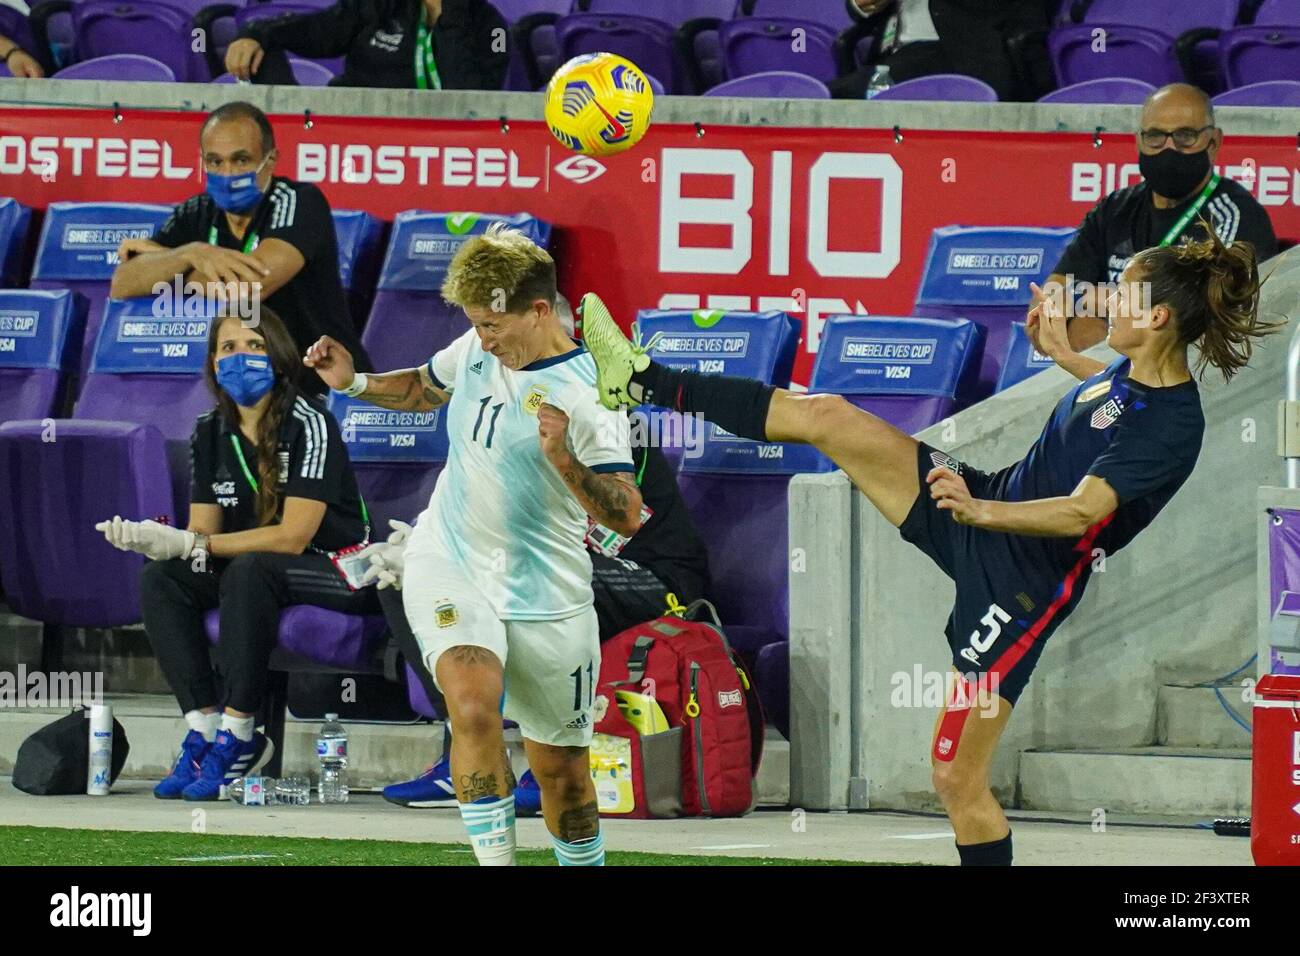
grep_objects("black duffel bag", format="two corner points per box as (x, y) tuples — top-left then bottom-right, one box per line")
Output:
(13, 708), (130, 795)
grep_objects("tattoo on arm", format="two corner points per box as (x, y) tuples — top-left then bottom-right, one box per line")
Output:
(561, 463), (637, 528)
(358, 367), (448, 412)
(557, 800), (600, 843)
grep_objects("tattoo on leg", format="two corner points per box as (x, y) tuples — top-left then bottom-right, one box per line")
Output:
(557, 800), (600, 843)
(459, 770), (499, 802)
(501, 747), (517, 791)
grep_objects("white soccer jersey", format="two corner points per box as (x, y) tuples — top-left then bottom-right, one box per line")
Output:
(407, 328), (633, 620)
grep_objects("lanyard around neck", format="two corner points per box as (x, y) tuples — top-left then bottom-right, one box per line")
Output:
(1158, 173), (1220, 247)
(209, 222), (259, 254)
(228, 432), (371, 528)
(414, 6), (442, 90)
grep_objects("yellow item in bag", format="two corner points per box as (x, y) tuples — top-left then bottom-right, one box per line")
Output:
(615, 690), (670, 736)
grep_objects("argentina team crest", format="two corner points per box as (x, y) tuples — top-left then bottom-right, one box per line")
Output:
(1090, 398), (1125, 430)
(523, 384), (549, 415)
(435, 602), (458, 628)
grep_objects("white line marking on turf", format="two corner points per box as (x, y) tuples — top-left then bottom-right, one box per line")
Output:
(891, 833), (954, 841)
(170, 853), (280, 862)
(688, 844), (772, 850)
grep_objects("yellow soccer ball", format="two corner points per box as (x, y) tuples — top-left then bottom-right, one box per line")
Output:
(544, 52), (655, 157)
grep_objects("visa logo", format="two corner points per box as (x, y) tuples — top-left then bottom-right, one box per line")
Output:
(106, 251), (120, 266)
(162, 344), (188, 357)
(697, 360), (725, 373)
(756, 445), (783, 459)
(993, 276), (1019, 290)
(0, 338), (14, 352)
(884, 366), (911, 379)
(390, 434), (415, 447)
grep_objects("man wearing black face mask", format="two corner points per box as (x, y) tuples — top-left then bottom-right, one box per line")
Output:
(1039, 84), (1277, 352)
(109, 101), (372, 395)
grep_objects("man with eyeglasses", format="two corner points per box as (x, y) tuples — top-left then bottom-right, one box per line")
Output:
(1035, 83), (1277, 352)
(109, 101), (372, 394)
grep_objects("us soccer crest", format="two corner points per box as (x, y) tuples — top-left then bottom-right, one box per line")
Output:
(435, 602), (459, 628)
(1090, 398), (1124, 430)
(523, 384), (549, 415)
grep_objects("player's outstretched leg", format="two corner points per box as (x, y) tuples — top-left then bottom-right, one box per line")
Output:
(581, 293), (922, 527)
(931, 676), (1015, 865)
(524, 740), (605, 866)
(436, 646), (517, 866)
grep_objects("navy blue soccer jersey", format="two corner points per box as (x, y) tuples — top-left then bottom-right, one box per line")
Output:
(987, 356), (1205, 559)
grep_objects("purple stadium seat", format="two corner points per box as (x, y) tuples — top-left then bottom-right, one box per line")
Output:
(0, 197), (32, 287)
(29, 201), (174, 381)
(362, 212), (551, 373)
(910, 225), (1077, 400)
(644, 71), (665, 94)
(554, 13), (680, 92)
(493, 0), (575, 88)
(810, 315), (985, 432)
(203, 606), (391, 674)
(745, 0), (852, 32)
(1048, 25), (1183, 87)
(0, 290), (85, 424)
(0, 6), (37, 61)
(54, 53), (176, 81)
(640, 308), (817, 660)
(493, 0), (574, 18)
(1253, 0), (1300, 25)
(1047, 0), (1241, 90)
(870, 74), (999, 102)
(286, 55), (335, 85)
(581, 0), (736, 25)
(692, 29), (725, 91)
(1219, 25), (1300, 86)
(753, 640), (787, 738)
(705, 70), (831, 98)
(233, 3), (345, 74)
(717, 17), (839, 82)
(71, 1), (207, 82)
(1212, 79), (1300, 106)
(1037, 77), (1156, 104)
(0, 296), (216, 628)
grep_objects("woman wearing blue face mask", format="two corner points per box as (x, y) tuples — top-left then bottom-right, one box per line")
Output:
(96, 306), (375, 801)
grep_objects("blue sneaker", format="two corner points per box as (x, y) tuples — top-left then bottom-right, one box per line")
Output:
(181, 729), (272, 801)
(383, 753), (458, 808)
(514, 769), (541, 817)
(153, 730), (211, 800)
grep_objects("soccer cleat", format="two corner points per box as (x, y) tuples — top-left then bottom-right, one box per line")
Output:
(382, 754), (458, 808)
(153, 730), (211, 800)
(181, 729), (273, 801)
(579, 292), (659, 410)
(514, 769), (542, 817)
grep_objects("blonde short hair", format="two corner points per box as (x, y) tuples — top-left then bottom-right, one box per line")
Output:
(440, 222), (557, 314)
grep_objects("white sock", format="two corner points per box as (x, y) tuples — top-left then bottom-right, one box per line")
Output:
(552, 832), (606, 866)
(185, 710), (220, 742)
(459, 795), (517, 866)
(220, 713), (256, 742)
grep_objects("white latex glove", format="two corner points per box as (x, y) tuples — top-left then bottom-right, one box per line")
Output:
(358, 519), (412, 590)
(94, 516), (195, 561)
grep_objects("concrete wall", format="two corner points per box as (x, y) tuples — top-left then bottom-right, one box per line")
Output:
(3, 78), (1298, 137)
(792, 247), (1300, 810)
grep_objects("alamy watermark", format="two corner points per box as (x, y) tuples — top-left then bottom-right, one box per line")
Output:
(0, 666), (105, 708)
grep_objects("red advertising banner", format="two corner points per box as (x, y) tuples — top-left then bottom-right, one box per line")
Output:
(2, 107), (1297, 383)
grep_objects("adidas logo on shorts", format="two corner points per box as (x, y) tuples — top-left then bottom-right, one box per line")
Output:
(929, 451), (962, 474)
(565, 714), (591, 730)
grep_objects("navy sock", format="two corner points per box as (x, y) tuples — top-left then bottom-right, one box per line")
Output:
(956, 830), (1013, 866)
(632, 362), (775, 442)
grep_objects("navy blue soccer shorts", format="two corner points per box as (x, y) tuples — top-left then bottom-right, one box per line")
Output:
(899, 442), (1104, 711)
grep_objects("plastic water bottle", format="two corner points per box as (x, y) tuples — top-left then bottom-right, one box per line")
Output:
(317, 713), (349, 804)
(228, 776), (277, 806)
(227, 776), (311, 806)
(866, 64), (894, 99)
